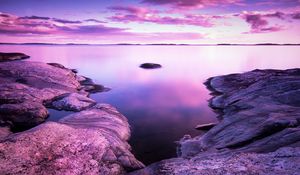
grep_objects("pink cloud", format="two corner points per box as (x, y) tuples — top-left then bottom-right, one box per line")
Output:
(239, 12), (290, 33)
(264, 11), (285, 19)
(108, 5), (151, 15)
(142, 0), (243, 9)
(133, 32), (205, 41)
(0, 12), (205, 43)
(291, 12), (300, 19)
(243, 14), (283, 33)
(0, 13), (126, 35)
(108, 5), (220, 27)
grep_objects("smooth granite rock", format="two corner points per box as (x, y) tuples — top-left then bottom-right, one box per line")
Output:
(0, 104), (144, 175)
(131, 68), (300, 175)
(0, 59), (144, 174)
(51, 93), (96, 111)
(0, 52), (30, 62)
(0, 61), (106, 130)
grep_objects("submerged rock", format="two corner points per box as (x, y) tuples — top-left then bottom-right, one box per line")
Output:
(131, 68), (300, 175)
(79, 77), (111, 93)
(0, 104), (144, 174)
(0, 52), (30, 62)
(140, 63), (162, 69)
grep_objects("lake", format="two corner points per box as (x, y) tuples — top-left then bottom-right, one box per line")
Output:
(1, 45), (299, 165)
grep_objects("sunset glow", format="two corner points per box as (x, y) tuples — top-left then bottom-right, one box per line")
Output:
(1, 0), (300, 44)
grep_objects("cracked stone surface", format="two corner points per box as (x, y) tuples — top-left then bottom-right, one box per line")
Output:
(131, 69), (300, 175)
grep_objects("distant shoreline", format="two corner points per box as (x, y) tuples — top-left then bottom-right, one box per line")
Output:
(1, 43), (300, 46)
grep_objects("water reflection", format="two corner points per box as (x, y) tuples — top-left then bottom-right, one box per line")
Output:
(0, 45), (299, 164)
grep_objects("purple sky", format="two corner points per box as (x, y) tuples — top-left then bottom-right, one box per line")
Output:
(1, 0), (300, 44)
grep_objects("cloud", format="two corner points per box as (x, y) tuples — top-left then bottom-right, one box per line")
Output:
(242, 13), (283, 33)
(56, 25), (126, 35)
(0, 14), (10, 18)
(18, 15), (83, 24)
(108, 5), (220, 27)
(84, 19), (106, 23)
(18, 16), (51, 20)
(291, 12), (300, 19)
(52, 18), (82, 24)
(0, 12), (205, 43)
(0, 12), (126, 35)
(141, 0), (243, 9)
(264, 11), (285, 19)
(108, 5), (150, 15)
(133, 32), (205, 41)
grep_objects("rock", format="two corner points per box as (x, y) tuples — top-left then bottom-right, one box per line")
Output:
(0, 104), (144, 174)
(195, 123), (217, 130)
(0, 126), (11, 139)
(0, 60), (108, 131)
(139, 63), (162, 69)
(0, 59), (143, 174)
(194, 69), (300, 154)
(0, 52), (30, 62)
(47, 62), (67, 69)
(79, 77), (111, 93)
(0, 61), (79, 130)
(0, 100), (49, 130)
(130, 147), (300, 175)
(51, 93), (96, 111)
(130, 68), (300, 175)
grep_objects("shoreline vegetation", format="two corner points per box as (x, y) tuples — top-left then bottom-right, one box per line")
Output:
(0, 52), (299, 174)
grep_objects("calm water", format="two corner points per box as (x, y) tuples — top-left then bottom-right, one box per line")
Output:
(1, 45), (300, 164)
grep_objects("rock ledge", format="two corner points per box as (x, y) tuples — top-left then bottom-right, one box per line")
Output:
(131, 68), (300, 175)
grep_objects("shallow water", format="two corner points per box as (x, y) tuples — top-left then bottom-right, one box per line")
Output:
(1, 45), (299, 164)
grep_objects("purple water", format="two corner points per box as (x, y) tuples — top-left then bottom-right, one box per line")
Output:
(1, 45), (299, 164)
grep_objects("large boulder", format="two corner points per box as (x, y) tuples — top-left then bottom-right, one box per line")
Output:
(0, 104), (144, 175)
(0, 61), (106, 130)
(131, 68), (300, 175)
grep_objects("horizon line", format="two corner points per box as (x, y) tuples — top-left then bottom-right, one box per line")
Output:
(1, 42), (300, 46)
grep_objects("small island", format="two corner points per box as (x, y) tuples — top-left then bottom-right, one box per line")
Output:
(140, 63), (162, 69)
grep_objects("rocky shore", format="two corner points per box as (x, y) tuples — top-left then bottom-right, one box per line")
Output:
(0, 53), (144, 174)
(131, 69), (300, 175)
(1, 52), (299, 175)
